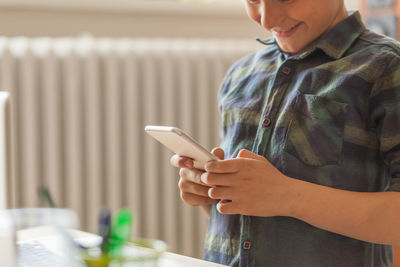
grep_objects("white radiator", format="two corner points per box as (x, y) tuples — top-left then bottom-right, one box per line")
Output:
(0, 36), (260, 258)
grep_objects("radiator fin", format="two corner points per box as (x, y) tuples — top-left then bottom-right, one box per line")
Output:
(0, 37), (259, 258)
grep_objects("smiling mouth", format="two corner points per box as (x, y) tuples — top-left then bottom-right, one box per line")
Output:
(273, 22), (302, 37)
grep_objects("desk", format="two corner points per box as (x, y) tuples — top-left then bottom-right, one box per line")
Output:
(17, 226), (228, 267)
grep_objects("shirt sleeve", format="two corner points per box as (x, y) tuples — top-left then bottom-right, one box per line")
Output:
(369, 54), (400, 192)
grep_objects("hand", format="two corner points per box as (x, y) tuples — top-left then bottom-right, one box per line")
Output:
(170, 148), (224, 208)
(202, 149), (292, 217)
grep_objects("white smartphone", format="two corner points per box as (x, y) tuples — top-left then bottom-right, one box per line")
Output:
(144, 125), (219, 170)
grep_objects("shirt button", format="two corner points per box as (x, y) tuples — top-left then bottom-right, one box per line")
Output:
(243, 241), (251, 250)
(282, 66), (291, 75)
(262, 117), (271, 127)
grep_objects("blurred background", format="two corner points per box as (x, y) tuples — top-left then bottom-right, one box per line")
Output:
(0, 0), (399, 262)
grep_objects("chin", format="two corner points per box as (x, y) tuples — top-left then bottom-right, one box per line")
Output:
(279, 45), (299, 54)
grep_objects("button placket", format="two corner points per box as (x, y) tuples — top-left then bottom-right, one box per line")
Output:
(253, 61), (295, 155)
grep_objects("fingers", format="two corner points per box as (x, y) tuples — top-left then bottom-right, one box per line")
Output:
(205, 149), (267, 174)
(207, 186), (236, 200)
(205, 158), (243, 174)
(179, 167), (204, 184)
(178, 176), (217, 207)
(211, 147), (225, 160)
(237, 149), (267, 161)
(170, 147), (225, 169)
(216, 200), (239, 215)
(200, 172), (234, 186)
(170, 154), (193, 168)
(174, 147), (228, 208)
(180, 192), (218, 206)
(178, 178), (209, 197)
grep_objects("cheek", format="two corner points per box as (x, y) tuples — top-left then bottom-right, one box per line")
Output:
(246, 7), (261, 25)
(296, 1), (337, 31)
(285, 1), (318, 27)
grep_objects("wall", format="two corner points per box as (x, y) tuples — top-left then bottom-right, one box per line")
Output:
(0, 0), (360, 38)
(0, 0), (266, 38)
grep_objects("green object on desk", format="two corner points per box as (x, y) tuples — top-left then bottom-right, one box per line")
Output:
(81, 208), (168, 267)
(82, 253), (110, 267)
(108, 208), (134, 257)
(82, 239), (167, 267)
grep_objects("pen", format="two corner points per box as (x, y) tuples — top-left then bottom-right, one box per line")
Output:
(38, 186), (56, 208)
(98, 208), (111, 253)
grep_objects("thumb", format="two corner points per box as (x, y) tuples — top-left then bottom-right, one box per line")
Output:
(237, 149), (266, 161)
(211, 147), (224, 160)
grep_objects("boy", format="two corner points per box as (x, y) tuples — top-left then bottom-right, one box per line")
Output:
(171, 0), (400, 266)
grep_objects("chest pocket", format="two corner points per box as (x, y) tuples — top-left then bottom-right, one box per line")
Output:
(283, 94), (347, 167)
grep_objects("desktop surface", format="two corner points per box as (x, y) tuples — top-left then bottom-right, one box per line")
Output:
(17, 226), (228, 267)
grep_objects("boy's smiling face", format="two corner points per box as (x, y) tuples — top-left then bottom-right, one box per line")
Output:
(244, 0), (348, 54)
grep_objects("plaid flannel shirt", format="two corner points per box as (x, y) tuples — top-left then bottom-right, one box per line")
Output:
(204, 11), (400, 267)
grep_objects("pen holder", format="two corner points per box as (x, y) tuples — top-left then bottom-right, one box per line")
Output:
(82, 238), (167, 267)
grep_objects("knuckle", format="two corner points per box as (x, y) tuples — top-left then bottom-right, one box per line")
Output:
(210, 161), (219, 170)
(205, 161), (218, 172)
(178, 179), (185, 190)
(179, 168), (186, 179)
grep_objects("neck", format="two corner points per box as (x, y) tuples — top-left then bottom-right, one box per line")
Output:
(327, 5), (349, 33)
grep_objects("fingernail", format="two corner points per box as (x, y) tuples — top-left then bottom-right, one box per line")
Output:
(200, 173), (207, 184)
(208, 187), (213, 198)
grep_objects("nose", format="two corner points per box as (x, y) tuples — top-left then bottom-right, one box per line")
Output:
(258, 1), (285, 30)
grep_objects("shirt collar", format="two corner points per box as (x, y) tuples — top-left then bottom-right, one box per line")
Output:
(256, 11), (366, 60)
(314, 11), (365, 59)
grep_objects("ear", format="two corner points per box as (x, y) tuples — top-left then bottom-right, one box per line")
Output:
(237, 149), (266, 162)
